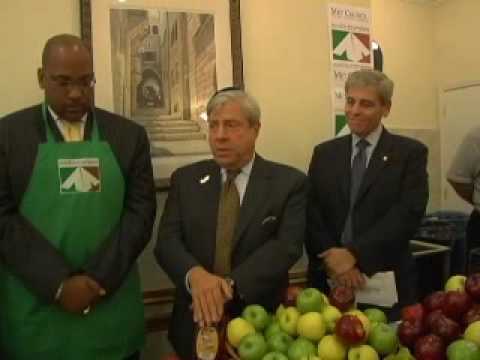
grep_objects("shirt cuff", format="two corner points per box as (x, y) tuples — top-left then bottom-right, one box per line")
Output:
(185, 268), (193, 294)
(55, 281), (64, 301)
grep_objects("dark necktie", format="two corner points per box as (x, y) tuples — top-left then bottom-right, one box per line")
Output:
(342, 139), (370, 245)
(214, 169), (241, 275)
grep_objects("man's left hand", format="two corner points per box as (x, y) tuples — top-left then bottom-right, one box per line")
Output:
(334, 267), (366, 289)
(319, 247), (356, 277)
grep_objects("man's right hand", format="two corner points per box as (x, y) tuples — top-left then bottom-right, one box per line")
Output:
(58, 275), (106, 314)
(189, 266), (233, 327)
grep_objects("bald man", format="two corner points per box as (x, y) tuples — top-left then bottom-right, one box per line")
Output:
(0, 34), (156, 359)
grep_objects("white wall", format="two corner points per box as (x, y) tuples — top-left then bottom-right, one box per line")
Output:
(0, 0), (80, 115)
(241, 0), (369, 171)
(434, 0), (480, 89)
(371, 0), (437, 130)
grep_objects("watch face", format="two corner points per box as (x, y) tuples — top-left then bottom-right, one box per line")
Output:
(225, 277), (234, 288)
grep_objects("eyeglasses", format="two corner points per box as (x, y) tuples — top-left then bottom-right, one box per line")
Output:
(48, 74), (96, 91)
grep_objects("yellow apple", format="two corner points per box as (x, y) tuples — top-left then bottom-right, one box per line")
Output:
(297, 312), (326, 341)
(227, 317), (256, 348)
(322, 305), (342, 333)
(464, 321), (480, 346)
(318, 334), (348, 360)
(445, 275), (467, 292)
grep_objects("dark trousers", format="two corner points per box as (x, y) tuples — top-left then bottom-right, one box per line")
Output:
(467, 209), (480, 271)
(467, 209), (480, 251)
(125, 351), (140, 360)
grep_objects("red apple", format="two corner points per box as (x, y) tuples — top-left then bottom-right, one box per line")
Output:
(426, 310), (445, 332)
(423, 291), (447, 313)
(329, 286), (355, 312)
(414, 334), (446, 360)
(401, 303), (425, 323)
(430, 313), (461, 344)
(463, 304), (480, 327)
(282, 285), (304, 307)
(442, 291), (473, 320)
(335, 314), (366, 345)
(398, 319), (424, 348)
(466, 273), (480, 302)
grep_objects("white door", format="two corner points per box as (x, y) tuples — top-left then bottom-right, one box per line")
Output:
(440, 82), (480, 212)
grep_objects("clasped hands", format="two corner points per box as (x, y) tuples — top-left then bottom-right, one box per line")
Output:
(189, 266), (233, 327)
(57, 275), (106, 314)
(319, 247), (366, 290)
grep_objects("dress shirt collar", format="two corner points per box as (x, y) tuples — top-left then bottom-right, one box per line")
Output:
(351, 123), (383, 150)
(220, 154), (255, 181)
(48, 106), (87, 125)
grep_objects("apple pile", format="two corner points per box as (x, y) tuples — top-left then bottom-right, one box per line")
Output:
(395, 273), (480, 360)
(226, 286), (403, 360)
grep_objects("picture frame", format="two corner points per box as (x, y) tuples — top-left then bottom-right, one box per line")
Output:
(80, 0), (244, 191)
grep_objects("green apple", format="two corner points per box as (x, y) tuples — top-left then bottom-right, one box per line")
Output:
(364, 308), (387, 325)
(445, 274), (467, 292)
(297, 312), (326, 341)
(367, 323), (398, 356)
(395, 346), (415, 360)
(278, 306), (300, 336)
(296, 288), (326, 314)
(348, 344), (379, 360)
(262, 351), (289, 360)
(318, 335), (348, 360)
(265, 320), (283, 340)
(287, 337), (317, 360)
(322, 305), (342, 333)
(267, 332), (293, 354)
(238, 333), (268, 360)
(465, 321), (480, 346)
(447, 339), (480, 360)
(227, 317), (256, 348)
(242, 304), (270, 331)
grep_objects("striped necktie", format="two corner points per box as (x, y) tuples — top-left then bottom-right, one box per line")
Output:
(342, 139), (370, 245)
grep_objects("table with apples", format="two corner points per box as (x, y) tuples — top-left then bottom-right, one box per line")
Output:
(225, 273), (480, 360)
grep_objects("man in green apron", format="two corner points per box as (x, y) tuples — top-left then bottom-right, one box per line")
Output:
(0, 34), (156, 359)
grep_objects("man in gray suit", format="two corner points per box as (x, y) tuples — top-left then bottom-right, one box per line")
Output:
(306, 70), (428, 320)
(155, 88), (306, 359)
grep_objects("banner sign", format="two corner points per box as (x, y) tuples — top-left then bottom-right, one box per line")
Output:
(328, 4), (373, 135)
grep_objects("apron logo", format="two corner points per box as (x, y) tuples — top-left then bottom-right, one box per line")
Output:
(58, 158), (101, 193)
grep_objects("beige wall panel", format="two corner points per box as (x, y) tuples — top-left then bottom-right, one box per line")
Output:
(0, 0), (80, 115)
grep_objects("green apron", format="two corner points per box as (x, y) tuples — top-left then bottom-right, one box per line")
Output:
(0, 104), (145, 359)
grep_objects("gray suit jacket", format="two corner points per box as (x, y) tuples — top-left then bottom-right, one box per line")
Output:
(155, 155), (306, 359)
(306, 128), (429, 310)
(0, 104), (156, 301)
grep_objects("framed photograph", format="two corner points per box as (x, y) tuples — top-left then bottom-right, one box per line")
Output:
(80, 0), (243, 191)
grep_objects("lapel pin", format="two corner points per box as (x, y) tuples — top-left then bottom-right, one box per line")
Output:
(383, 156), (388, 162)
(199, 175), (210, 184)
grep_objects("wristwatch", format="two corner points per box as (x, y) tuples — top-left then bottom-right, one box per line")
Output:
(224, 277), (236, 297)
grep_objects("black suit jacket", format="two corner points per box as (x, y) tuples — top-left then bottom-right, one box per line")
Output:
(155, 155), (306, 359)
(0, 104), (156, 301)
(306, 128), (428, 308)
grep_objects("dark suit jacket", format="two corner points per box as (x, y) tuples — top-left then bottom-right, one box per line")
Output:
(155, 155), (306, 359)
(306, 128), (428, 309)
(0, 104), (156, 301)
